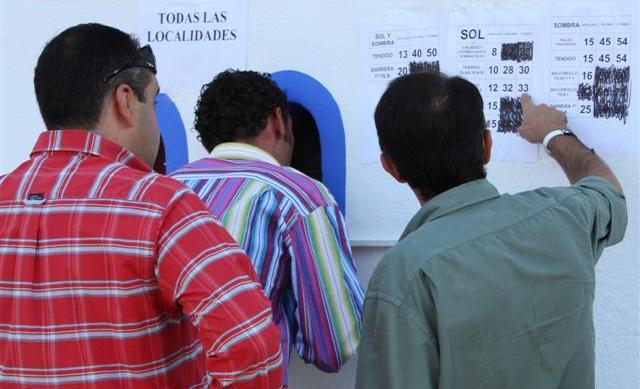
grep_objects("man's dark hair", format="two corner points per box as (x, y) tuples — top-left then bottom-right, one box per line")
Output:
(194, 70), (289, 152)
(34, 23), (151, 130)
(375, 72), (487, 199)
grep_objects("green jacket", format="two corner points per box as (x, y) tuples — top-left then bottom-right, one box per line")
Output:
(356, 177), (627, 389)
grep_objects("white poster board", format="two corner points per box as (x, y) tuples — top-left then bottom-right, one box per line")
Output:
(359, 2), (637, 163)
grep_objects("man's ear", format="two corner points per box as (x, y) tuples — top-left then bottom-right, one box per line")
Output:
(113, 84), (136, 127)
(271, 107), (286, 140)
(482, 129), (492, 164)
(380, 152), (406, 183)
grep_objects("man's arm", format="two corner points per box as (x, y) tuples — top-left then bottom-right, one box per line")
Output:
(287, 204), (364, 372)
(518, 93), (627, 258)
(518, 93), (623, 193)
(156, 189), (283, 389)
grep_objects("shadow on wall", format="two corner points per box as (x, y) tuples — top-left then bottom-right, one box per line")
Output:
(290, 102), (322, 182)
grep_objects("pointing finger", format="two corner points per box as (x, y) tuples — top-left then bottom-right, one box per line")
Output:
(520, 93), (532, 105)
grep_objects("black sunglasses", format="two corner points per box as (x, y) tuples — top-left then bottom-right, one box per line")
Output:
(102, 45), (157, 83)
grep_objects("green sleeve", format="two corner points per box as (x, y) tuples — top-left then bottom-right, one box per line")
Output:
(573, 176), (628, 260)
(355, 293), (439, 389)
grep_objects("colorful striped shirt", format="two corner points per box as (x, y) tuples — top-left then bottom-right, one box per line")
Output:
(171, 143), (364, 383)
(0, 131), (283, 388)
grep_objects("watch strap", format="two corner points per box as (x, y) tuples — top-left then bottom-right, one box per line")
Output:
(543, 129), (576, 154)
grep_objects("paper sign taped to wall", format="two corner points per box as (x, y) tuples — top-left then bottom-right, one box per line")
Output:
(360, 13), (450, 165)
(447, 10), (543, 162)
(540, 7), (636, 157)
(137, 0), (247, 97)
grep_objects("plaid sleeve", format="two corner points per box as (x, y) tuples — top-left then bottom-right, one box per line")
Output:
(156, 189), (284, 388)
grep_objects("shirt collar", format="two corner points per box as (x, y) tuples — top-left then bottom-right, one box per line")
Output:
(399, 178), (500, 240)
(30, 130), (151, 172)
(210, 142), (280, 166)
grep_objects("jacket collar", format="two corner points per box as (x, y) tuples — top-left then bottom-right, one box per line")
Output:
(400, 179), (500, 240)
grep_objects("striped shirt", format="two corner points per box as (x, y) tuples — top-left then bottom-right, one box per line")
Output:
(171, 143), (364, 383)
(0, 131), (283, 388)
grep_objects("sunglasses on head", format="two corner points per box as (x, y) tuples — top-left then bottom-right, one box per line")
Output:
(102, 45), (157, 83)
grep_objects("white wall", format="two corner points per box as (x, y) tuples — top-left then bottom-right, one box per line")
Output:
(1, 1), (638, 389)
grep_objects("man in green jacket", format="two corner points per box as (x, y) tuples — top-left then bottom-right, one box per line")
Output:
(355, 72), (627, 389)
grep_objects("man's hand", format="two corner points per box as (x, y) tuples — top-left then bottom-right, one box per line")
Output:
(515, 94), (623, 193)
(518, 93), (568, 143)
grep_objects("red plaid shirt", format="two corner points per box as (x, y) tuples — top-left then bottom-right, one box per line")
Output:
(0, 130), (283, 388)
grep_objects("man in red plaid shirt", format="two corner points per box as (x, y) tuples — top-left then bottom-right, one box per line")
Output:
(0, 23), (283, 388)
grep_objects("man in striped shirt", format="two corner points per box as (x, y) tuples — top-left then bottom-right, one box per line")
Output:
(171, 70), (364, 386)
(0, 24), (283, 388)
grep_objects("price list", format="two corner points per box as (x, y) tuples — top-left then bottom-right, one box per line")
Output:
(454, 24), (535, 134)
(549, 15), (632, 123)
(366, 27), (442, 82)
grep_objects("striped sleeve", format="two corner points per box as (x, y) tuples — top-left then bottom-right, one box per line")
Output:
(287, 204), (364, 372)
(156, 190), (284, 388)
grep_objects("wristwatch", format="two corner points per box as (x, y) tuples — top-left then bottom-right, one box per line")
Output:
(542, 129), (577, 154)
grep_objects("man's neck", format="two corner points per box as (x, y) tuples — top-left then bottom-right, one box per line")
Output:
(412, 187), (429, 206)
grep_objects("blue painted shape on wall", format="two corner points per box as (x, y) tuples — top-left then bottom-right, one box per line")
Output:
(271, 70), (347, 214)
(155, 93), (189, 174)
